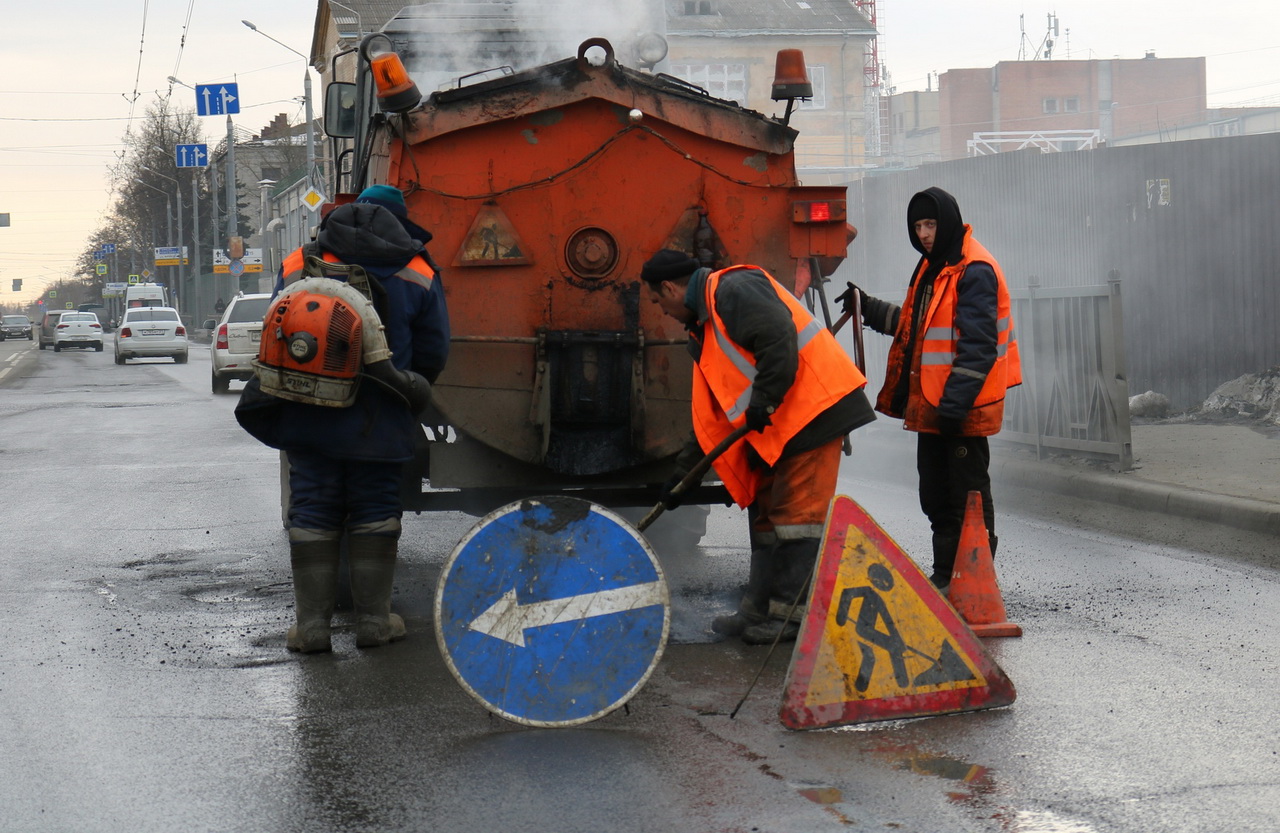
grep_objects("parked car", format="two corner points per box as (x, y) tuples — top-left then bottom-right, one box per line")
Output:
(38, 309), (75, 349)
(115, 306), (188, 364)
(1, 314), (31, 340)
(52, 311), (104, 352)
(211, 292), (271, 394)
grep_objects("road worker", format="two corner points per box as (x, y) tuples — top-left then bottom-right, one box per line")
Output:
(236, 185), (449, 653)
(837, 186), (1021, 592)
(642, 249), (875, 644)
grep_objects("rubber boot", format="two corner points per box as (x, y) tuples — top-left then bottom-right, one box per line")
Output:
(929, 533), (961, 594)
(286, 536), (341, 653)
(712, 546), (772, 636)
(348, 534), (407, 648)
(741, 538), (817, 646)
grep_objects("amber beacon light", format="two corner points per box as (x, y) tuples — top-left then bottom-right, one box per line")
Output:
(358, 32), (421, 114)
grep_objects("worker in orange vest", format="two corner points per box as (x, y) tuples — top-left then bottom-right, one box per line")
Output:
(838, 187), (1022, 592)
(642, 249), (876, 644)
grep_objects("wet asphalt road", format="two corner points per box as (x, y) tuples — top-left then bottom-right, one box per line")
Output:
(1, 338), (1277, 832)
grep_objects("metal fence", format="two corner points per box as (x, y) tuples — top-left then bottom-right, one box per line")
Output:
(841, 132), (1280, 411)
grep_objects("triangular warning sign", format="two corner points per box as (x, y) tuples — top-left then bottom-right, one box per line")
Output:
(454, 203), (530, 266)
(780, 495), (1016, 729)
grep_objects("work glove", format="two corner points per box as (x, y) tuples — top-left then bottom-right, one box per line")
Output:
(659, 472), (688, 511)
(745, 404), (774, 433)
(833, 282), (862, 316)
(936, 415), (966, 436)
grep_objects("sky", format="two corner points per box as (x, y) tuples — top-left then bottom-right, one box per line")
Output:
(2, 1), (1278, 307)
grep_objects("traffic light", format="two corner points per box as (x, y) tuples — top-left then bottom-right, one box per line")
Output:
(10, 279), (19, 292)
(228, 236), (245, 259)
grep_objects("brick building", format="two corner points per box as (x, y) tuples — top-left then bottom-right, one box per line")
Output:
(938, 55), (1207, 161)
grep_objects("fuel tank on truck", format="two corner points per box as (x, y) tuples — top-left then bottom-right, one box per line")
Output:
(359, 39), (851, 509)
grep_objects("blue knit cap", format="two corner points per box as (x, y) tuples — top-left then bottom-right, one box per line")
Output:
(356, 184), (407, 218)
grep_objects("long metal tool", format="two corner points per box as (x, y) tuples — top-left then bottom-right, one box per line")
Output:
(636, 423), (753, 532)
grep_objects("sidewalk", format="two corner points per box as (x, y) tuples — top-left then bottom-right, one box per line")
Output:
(992, 421), (1280, 536)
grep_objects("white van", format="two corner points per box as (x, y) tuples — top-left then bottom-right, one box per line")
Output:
(125, 283), (169, 309)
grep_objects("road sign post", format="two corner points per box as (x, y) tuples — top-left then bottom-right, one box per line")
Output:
(435, 497), (670, 727)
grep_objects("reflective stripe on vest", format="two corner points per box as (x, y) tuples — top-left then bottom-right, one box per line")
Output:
(691, 264), (867, 508)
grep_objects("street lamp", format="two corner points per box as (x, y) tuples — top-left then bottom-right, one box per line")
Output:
(242, 19), (317, 192)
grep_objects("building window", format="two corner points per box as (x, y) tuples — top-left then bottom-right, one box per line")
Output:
(683, 1), (713, 13)
(261, 167), (282, 182)
(1064, 97), (1079, 113)
(797, 65), (827, 110)
(670, 62), (747, 106)
(1043, 98), (1059, 114)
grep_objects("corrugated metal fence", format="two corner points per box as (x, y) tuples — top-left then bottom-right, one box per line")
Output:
(840, 132), (1280, 412)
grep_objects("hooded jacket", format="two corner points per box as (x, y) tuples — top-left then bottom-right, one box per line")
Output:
(865, 187), (1021, 435)
(235, 202), (450, 460)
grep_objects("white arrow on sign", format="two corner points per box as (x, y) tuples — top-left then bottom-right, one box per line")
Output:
(469, 582), (665, 647)
(219, 86), (237, 111)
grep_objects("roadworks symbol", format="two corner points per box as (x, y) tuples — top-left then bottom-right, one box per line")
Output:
(780, 495), (1016, 729)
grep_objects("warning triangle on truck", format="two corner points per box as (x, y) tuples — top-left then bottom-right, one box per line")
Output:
(454, 202), (530, 266)
(780, 495), (1016, 730)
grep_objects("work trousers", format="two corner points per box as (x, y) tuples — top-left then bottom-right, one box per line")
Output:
(749, 436), (844, 603)
(916, 432), (994, 573)
(288, 450), (403, 535)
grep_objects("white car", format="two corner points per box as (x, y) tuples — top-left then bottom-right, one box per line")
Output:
(52, 311), (104, 352)
(211, 292), (272, 393)
(115, 306), (188, 364)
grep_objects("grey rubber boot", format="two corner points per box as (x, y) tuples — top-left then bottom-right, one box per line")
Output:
(348, 534), (407, 648)
(286, 536), (342, 653)
(741, 538), (817, 645)
(712, 546), (773, 636)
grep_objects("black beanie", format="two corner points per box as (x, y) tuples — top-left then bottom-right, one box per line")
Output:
(907, 192), (938, 225)
(641, 249), (699, 284)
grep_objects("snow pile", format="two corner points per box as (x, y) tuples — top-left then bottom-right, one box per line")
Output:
(1128, 390), (1171, 418)
(1199, 367), (1280, 424)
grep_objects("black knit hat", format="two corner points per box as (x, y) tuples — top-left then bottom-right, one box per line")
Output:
(641, 249), (699, 284)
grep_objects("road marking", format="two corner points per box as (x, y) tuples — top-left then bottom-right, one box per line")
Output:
(469, 581), (666, 647)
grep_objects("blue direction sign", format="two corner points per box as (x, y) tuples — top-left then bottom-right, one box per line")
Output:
(435, 497), (670, 727)
(175, 143), (208, 168)
(195, 83), (240, 116)
(102, 243), (116, 254)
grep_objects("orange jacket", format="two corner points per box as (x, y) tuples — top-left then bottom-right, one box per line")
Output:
(877, 231), (1021, 435)
(692, 266), (867, 507)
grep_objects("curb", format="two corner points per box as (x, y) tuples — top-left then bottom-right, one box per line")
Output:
(992, 455), (1280, 537)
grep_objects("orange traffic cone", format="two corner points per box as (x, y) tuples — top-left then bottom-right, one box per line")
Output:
(949, 491), (1022, 638)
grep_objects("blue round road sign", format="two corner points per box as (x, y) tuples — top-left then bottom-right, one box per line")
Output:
(434, 497), (670, 727)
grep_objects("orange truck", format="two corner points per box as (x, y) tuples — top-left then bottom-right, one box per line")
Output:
(322, 33), (852, 518)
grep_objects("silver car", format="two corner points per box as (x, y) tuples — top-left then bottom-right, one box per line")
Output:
(115, 306), (188, 364)
(52, 312), (104, 352)
(211, 292), (271, 393)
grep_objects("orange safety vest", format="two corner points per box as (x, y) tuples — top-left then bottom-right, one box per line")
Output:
(280, 247), (437, 290)
(876, 229), (1021, 435)
(692, 265), (868, 508)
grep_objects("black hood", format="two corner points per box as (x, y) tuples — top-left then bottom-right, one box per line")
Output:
(907, 186), (965, 265)
(316, 202), (423, 266)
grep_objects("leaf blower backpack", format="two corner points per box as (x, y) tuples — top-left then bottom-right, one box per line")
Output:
(254, 254), (430, 413)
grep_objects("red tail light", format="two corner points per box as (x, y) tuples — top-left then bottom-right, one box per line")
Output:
(90, 323), (102, 329)
(176, 326), (186, 336)
(215, 324), (229, 349)
(121, 327), (133, 338)
(56, 323), (68, 330)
